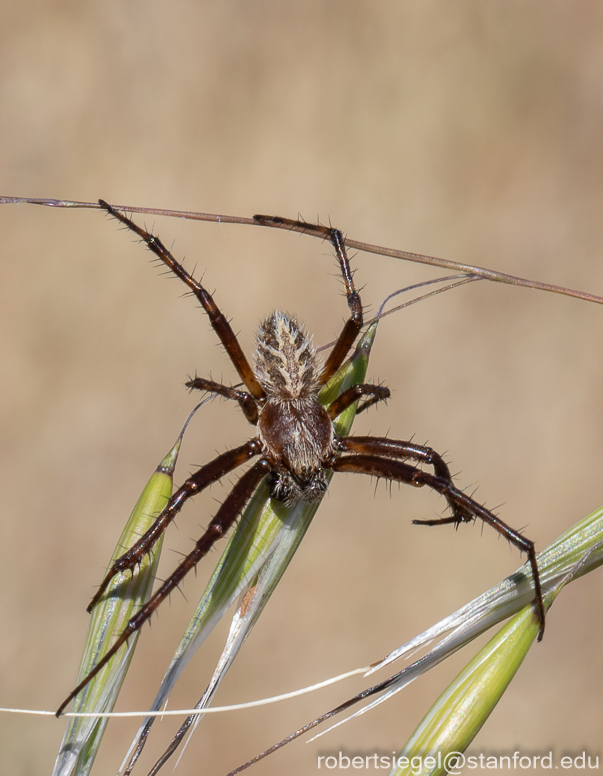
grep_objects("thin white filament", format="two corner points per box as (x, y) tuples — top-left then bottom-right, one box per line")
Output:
(0, 665), (368, 719)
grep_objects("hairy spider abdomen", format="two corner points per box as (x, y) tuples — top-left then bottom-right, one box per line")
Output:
(255, 311), (322, 398)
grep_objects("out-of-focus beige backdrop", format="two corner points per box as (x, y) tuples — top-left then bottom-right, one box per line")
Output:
(1, 3), (602, 775)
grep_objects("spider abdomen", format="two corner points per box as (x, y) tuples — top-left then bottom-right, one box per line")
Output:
(255, 311), (322, 399)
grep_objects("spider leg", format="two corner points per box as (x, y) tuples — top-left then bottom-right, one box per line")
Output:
(332, 453), (545, 640)
(413, 514), (465, 526)
(327, 384), (390, 419)
(186, 376), (259, 424)
(58, 456), (272, 717)
(99, 200), (265, 399)
(339, 436), (473, 523)
(253, 215), (363, 385)
(87, 439), (262, 613)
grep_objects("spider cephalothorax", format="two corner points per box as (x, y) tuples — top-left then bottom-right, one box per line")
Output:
(57, 203), (545, 716)
(255, 311), (336, 505)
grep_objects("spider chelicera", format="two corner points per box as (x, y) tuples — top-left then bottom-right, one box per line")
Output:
(57, 201), (545, 716)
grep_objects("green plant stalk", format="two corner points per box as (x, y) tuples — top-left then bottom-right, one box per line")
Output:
(391, 609), (538, 776)
(52, 431), (185, 776)
(388, 538), (596, 776)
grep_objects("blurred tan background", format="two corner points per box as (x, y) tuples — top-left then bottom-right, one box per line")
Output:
(1, 2), (603, 774)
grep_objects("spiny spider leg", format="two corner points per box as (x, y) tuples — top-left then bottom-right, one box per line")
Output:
(253, 215), (363, 384)
(413, 514), (469, 526)
(327, 384), (390, 419)
(185, 376), (259, 424)
(340, 435), (474, 523)
(87, 440), (262, 613)
(332, 454), (545, 640)
(99, 200), (265, 400)
(58, 457), (272, 717)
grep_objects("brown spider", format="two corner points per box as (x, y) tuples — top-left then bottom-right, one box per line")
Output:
(56, 202), (545, 716)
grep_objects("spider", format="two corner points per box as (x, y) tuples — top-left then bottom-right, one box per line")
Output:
(56, 201), (545, 716)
